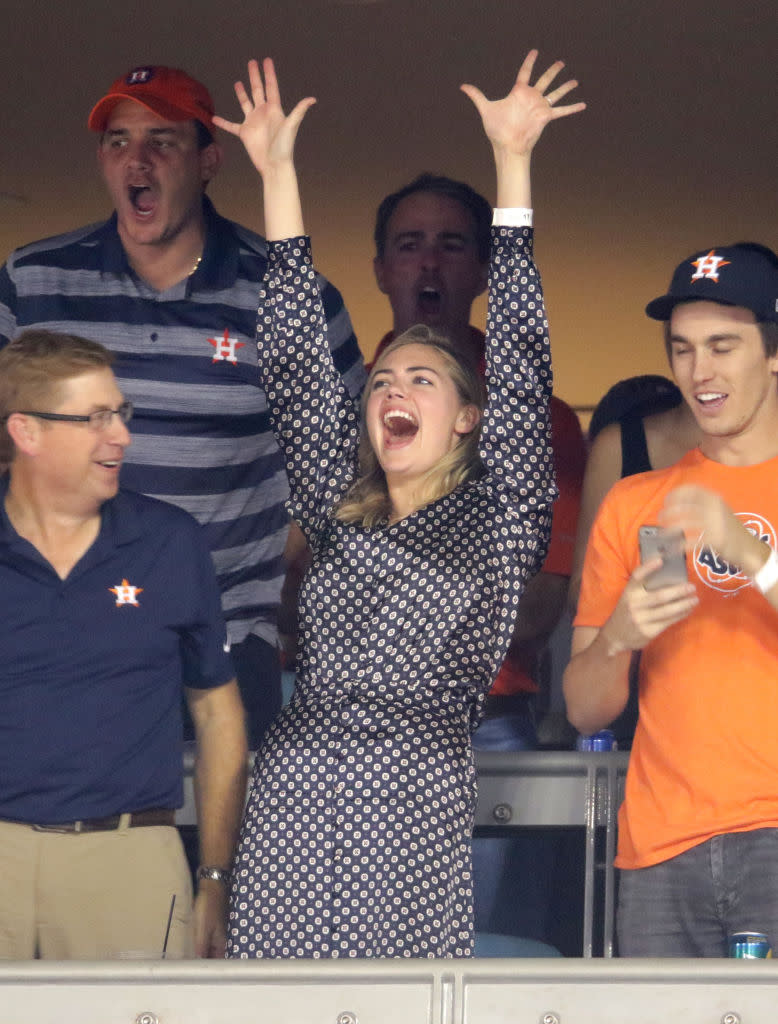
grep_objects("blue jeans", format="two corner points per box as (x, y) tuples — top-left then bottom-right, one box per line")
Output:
(472, 708), (538, 753)
(471, 703), (550, 940)
(618, 828), (778, 956)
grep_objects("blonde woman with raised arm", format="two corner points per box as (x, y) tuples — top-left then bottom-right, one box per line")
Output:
(214, 51), (584, 958)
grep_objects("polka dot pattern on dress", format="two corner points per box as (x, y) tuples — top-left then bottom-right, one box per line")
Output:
(226, 226), (554, 959)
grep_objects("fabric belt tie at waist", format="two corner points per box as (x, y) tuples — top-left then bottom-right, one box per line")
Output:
(25, 808), (175, 833)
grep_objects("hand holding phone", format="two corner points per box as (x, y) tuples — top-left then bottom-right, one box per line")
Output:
(638, 525), (688, 590)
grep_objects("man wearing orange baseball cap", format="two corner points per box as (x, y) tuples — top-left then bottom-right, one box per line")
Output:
(0, 64), (365, 953)
(88, 65), (217, 136)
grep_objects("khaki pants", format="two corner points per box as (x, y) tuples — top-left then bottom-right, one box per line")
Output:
(0, 818), (193, 959)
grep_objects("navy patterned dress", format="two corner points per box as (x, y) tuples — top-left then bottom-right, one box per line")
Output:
(227, 226), (555, 958)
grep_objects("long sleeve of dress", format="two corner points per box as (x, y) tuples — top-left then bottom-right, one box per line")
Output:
(254, 236), (361, 541)
(481, 225), (556, 520)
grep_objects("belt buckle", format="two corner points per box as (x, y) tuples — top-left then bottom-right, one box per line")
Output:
(31, 822), (81, 834)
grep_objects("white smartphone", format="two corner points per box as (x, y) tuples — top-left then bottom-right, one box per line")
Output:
(638, 525), (688, 590)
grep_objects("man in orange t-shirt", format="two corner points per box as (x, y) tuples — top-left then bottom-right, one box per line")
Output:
(566, 242), (778, 956)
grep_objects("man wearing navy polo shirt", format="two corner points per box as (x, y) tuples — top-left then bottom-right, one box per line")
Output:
(0, 330), (247, 959)
(0, 65), (365, 749)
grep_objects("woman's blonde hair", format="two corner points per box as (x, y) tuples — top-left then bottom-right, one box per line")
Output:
(336, 325), (485, 528)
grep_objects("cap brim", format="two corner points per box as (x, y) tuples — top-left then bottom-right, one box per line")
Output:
(644, 294), (679, 321)
(646, 291), (752, 322)
(88, 93), (211, 132)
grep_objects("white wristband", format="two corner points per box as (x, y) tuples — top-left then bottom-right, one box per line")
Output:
(492, 208), (533, 227)
(753, 548), (778, 594)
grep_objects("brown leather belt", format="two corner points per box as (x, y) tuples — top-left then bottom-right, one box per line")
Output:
(28, 808), (175, 834)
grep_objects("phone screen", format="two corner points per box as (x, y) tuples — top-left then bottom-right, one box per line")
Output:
(638, 525), (688, 590)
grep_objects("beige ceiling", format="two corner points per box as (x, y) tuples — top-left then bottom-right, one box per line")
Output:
(1, 0), (775, 411)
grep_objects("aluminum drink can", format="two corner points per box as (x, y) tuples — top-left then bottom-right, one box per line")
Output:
(576, 730), (617, 752)
(728, 932), (773, 958)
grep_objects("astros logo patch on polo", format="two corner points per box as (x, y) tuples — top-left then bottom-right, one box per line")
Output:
(693, 512), (776, 594)
(690, 250), (731, 283)
(209, 329), (245, 365)
(109, 578), (144, 607)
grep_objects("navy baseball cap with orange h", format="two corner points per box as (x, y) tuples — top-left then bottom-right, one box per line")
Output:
(646, 243), (778, 324)
(88, 66), (215, 133)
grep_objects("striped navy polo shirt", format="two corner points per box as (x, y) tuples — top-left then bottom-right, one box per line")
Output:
(0, 197), (366, 649)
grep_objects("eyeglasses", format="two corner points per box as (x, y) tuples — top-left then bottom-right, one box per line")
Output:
(15, 400), (134, 432)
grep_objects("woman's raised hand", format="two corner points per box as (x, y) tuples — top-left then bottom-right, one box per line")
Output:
(461, 50), (585, 158)
(214, 58), (313, 239)
(213, 58), (316, 177)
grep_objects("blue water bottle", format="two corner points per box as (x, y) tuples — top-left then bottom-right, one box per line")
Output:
(576, 729), (618, 752)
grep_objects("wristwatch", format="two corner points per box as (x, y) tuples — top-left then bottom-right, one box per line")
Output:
(196, 865), (231, 885)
